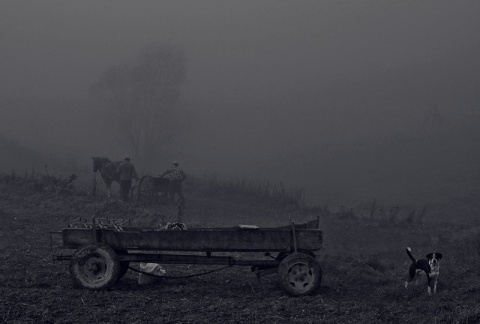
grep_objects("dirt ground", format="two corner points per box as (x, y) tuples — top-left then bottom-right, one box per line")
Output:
(1, 179), (480, 323)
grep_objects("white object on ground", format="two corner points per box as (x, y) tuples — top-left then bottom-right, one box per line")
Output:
(138, 262), (166, 285)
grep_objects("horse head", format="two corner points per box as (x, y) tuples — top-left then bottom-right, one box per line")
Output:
(92, 157), (108, 173)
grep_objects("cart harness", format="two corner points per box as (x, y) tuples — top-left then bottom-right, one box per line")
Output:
(127, 265), (232, 279)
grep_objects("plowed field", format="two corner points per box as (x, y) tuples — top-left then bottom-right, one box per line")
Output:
(1, 178), (479, 323)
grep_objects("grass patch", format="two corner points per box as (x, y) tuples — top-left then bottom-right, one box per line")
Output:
(1, 169), (480, 323)
(186, 175), (306, 209)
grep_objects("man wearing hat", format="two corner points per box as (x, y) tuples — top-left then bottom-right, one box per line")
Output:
(117, 156), (139, 202)
(159, 161), (187, 204)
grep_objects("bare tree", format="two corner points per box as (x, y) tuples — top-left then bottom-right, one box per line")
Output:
(89, 44), (186, 170)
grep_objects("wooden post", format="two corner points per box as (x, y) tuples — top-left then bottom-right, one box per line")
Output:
(92, 215), (98, 243)
(291, 222), (298, 253)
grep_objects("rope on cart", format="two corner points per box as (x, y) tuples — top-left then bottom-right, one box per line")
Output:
(128, 264), (232, 279)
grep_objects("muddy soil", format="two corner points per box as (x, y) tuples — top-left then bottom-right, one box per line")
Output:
(1, 181), (479, 323)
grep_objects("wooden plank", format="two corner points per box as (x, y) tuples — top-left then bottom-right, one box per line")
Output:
(62, 227), (322, 252)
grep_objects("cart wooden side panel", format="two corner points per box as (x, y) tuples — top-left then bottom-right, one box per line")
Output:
(61, 227), (323, 252)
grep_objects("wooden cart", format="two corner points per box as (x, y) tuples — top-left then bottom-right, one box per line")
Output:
(134, 175), (170, 205)
(52, 217), (323, 296)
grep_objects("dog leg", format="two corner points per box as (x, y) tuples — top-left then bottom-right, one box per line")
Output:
(405, 266), (420, 289)
(405, 273), (416, 288)
(427, 276), (432, 295)
(414, 273), (421, 286)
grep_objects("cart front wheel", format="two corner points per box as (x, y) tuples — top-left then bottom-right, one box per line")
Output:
(278, 252), (321, 296)
(69, 244), (120, 289)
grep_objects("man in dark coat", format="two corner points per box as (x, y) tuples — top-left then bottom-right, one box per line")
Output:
(117, 157), (139, 201)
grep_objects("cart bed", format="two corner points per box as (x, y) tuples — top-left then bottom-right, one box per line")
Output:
(61, 226), (323, 252)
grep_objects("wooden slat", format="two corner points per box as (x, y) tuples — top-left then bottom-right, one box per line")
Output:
(62, 227), (322, 252)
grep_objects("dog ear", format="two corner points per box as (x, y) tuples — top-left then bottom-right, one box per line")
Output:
(426, 253), (433, 259)
(435, 253), (443, 260)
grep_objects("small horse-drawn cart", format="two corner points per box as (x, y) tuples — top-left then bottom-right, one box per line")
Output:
(52, 218), (323, 296)
(134, 175), (170, 205)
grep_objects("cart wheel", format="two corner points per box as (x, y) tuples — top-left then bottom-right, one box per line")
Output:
(137, 175), (154, 205)
(276, 251), (289, 261)
(278, 252), (322, 296)
(116, 250), (130, 282)
(69, 244), (120, 289)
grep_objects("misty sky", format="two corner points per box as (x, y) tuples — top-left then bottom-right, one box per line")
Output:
(2, 1), (480, 208)
(2, 1), (479, 100)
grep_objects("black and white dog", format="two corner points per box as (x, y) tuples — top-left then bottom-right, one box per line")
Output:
(405, 247), (443, 295)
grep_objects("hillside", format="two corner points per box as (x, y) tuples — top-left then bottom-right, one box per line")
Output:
(3, 119), (480, 223)
(0, 173), (479, 323)
(265, 125), (480, 224)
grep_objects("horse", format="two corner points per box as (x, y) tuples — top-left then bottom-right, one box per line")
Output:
(92, 157), (122, 197)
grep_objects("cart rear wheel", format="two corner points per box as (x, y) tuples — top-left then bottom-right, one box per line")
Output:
(278, 252), (321, 296)
(137, 175), (154, 205)
(69, 244), (120, 289)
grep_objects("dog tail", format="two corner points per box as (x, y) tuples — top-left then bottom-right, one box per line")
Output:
(406, 247), (416, 263)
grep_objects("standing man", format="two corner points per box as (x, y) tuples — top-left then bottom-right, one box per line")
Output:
(117, 156), (139, 202)
(159, 161), (187, 204)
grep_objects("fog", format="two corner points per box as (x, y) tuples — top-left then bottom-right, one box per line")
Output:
(1, 1), (480, 213)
